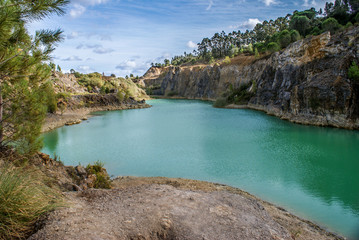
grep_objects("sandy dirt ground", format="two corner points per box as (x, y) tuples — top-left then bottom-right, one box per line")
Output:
(29, 177), (344, 240)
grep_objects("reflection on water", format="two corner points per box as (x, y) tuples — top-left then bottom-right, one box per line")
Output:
(42, 99), (359, 238)
(44, 130), (59, 153)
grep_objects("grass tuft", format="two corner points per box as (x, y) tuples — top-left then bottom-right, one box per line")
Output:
(0, 164), (63, 239)
(86, 161), (111, 189)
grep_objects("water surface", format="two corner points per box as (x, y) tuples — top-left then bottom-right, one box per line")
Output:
(42, 99), (359, 238)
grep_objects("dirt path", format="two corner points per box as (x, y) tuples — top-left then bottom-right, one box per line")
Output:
(29, 177), (344, 240)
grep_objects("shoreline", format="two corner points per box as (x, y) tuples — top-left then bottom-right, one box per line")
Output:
(150, 97), (358, 130)
(42, 103), (151, 133)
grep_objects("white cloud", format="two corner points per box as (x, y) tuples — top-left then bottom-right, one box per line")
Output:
(116, 60), (137, 70)
(71, 0), (108, 6)
(67, 31), (79, 39)
(262, 0), (277, 6)
(70, 4), (86, 18)
(303, 0), (331, 9)
(75, 43), (113, 54)
(187, 41), (197, 49)
(206, 0), (213, 10)
(78, 65), (92, 73)
(230, 18), (261, 30)
(69, 0), (108, 18)
(62, 56), (83, 61)
(93, 47), (114, 54)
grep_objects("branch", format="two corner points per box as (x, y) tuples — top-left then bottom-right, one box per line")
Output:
(0, 44), (33, 67)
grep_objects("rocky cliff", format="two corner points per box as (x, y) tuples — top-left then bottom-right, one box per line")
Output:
(143, 26), (359, 129)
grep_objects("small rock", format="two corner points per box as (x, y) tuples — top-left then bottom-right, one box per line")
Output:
(65, 119), (82, 126)
(38, 152), (51, 165)
(160, 218), (172, 230)
(85, 174), (97, 188)
(75, 165), (87, 177)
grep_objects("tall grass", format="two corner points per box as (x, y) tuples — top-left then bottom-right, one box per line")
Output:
(0, 164), (63, 239)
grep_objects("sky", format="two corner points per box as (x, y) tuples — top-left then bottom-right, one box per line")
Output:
(29, 0), (333, 77)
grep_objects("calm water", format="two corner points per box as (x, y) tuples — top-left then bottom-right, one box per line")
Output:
(42, 99), (359, 238)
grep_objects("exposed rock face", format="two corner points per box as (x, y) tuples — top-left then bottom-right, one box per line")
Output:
(143, 27), (359, 129)
(67, 94), (142, 110)
(51, 73), (87, 94)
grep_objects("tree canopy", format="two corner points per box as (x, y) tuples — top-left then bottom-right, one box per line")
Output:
(0, 0), (69, 154)
(153, 0), (358, 67)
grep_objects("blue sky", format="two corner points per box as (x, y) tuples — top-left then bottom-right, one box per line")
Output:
(29, 0), (333, 77)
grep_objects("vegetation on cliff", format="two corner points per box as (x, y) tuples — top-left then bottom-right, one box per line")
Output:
(153, 0), (359, 67)
(213, 82), (256, 107)
(348, 61), (359, 82)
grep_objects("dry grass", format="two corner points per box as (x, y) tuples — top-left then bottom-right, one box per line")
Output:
(0, 163), (63, 239)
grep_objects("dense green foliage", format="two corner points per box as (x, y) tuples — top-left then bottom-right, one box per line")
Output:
(0, 0), (68, 154)
(153, 0), (358, 67)
(0, 164), (63, 239)
(348, 61), (359, 82)
(41, 81), (58, 113)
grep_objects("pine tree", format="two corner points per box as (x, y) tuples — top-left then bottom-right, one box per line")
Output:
(0, 0), (68, 154)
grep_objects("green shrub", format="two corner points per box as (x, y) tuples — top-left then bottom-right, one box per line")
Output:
(166, 91), (178, 97)
(254, 42), (267, 53)
(345, 21), (353, 28)
(86, 161), (111, 189)
(86, 160), (104, 174)
(100, 85), (110, 94)
(254, 48), (260, 58)
(290, 30), (301, 42)
(322, 17), (341, 34)
(278, 30), (291, 48)
(117, 91), (125, 101)
(116, 89), (131, 101)
(223, 56), (231, 64)
(0, 164), (63, 239)
(310, 26), (322, 36)
(290, 15), (311, 36)
(267, 42), (280, 53)
(87, 77), (103, 88)
(227, 83), (254, 104)
(354, 12), (359, 23)
(56, 92), (71, 102)
(348, 61), (359, 82)
(74, 72), (81, 78)
(213, 97), (228, 108)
